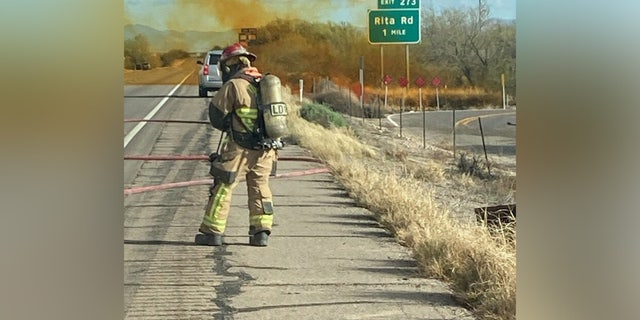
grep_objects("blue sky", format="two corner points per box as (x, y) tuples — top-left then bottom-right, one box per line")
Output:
(125, 0), (515, 31)
(431, 0), (515, 20)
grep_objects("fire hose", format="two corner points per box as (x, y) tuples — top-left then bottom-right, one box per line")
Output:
(124, 119), (209, 124)
(124, 155), (330, 196)
(124, 167), (331, 196)
(124, 155), (321, 162)
(124, 118), (331, 196)
(124, 155), (331, 196)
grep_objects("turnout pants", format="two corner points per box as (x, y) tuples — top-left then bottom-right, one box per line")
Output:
(200, 141), (276, 236)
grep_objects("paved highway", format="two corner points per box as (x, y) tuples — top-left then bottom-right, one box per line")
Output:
(123, 84), (475, 319)
(124, 84), (209, 186)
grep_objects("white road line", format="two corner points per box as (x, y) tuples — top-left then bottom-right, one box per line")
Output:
(386, 114), (399, 127)
(386, 111), (416, 127)
(124, 72), (193, 148)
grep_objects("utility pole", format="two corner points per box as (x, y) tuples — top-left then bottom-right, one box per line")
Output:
(360, 56), (364, 123)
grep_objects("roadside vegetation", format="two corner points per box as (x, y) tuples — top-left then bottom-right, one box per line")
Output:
(281, 85), (516, 319)
(248, 2), (514, 94)
(124, 2), (515, 108)
(124, 35), (191, 70)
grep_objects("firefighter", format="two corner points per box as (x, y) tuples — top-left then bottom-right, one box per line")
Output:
(195, 43), (281, 247)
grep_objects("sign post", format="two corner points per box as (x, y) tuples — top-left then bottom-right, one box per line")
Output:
(383, 74), (392, 130)
(432, 76), (441, 110)
(359, 56), (364, 123)
(399, 76), (408, 137)
(415, 76), (426, 148)
(299, 79), (303, 103)
(501, 73), (506, 109)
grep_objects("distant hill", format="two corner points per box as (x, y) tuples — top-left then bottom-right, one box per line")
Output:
(124, 24), (237, 53)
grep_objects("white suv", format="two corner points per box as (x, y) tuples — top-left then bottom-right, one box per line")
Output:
(197, 50), (223, 97)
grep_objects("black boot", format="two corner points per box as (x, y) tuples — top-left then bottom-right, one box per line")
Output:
(195, 232), (224, 246)
(249, 231), (269, 247)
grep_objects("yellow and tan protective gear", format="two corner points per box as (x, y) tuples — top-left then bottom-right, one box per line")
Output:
(200, 65), (276, 236)
(200, 140), (275, 236)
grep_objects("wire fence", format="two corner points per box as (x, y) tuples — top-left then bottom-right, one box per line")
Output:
(302, 80), (516, 177)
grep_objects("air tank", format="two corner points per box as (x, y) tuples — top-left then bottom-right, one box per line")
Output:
(260, 74), (289, 139)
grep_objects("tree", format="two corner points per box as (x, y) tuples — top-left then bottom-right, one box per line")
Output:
(124, 34), (152, 69)
(418, 2), (515, 89)
(252, 19), (370, 86)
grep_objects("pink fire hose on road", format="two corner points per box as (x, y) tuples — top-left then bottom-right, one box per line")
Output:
(124, 118), (330, 196)
(124, 167), (331, 196)
(124, 154), (330, 196)
(124, 155), (321, 163)
(124, 119), (210, 124)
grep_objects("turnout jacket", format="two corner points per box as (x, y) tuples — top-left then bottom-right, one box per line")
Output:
(210, 67), (262, 136)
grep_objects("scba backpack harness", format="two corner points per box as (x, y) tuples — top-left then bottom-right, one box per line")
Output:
(207, 73), (289, 184)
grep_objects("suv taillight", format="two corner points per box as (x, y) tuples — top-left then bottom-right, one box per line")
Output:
(203, 64), (209, 75)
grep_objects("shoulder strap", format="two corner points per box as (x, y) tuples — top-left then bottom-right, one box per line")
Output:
(232, 73), (260, 88)
(231, 72), (263, 114)
(227, 77), (259, 135)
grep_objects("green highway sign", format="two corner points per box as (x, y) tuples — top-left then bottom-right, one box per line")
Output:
(377, 0), (419, 9)
(368, 9), (420, 44)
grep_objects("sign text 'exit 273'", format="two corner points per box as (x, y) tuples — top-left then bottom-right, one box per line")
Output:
(378, 0), (419, 9)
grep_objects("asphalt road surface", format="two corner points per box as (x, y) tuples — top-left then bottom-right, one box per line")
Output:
(124, 84), (475, 319)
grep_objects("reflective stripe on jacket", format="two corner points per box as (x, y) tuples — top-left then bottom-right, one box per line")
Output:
(211, 68), (262, 134)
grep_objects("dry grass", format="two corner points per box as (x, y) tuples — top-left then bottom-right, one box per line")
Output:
(362, 85), (503, 111)
(286, 94), (516, 320)
(367, 85), (487, 98)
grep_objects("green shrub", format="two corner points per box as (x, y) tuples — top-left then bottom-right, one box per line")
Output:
(299, 103), (349, 129)
(124, 34), (153, 70)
